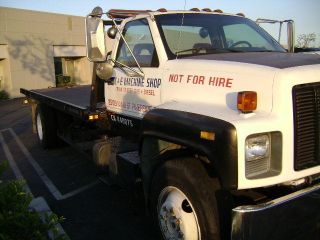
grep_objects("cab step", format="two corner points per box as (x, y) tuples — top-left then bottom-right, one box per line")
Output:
(117, 151), (141, 187)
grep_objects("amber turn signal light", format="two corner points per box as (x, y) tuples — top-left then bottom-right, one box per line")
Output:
(200, 131), (215, 141)
(237, 91), (257, 113)
(88, 114), (99, 121)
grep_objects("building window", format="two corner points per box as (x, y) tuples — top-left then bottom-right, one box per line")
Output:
(54, 57), (78, 87)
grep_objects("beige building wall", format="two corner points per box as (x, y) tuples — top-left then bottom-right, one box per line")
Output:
(0, 7), (92, 97)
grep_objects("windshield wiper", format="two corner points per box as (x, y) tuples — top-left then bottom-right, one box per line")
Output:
(175, 47), (209, 55)
(224, 48), (245, 52)
(252, 50), (281, 52)
(176, 47), (243, 56)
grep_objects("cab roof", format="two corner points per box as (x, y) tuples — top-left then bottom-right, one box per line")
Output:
(107, 8), (245, 20)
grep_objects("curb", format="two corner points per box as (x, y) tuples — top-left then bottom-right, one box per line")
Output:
(29, 197), (70, 240)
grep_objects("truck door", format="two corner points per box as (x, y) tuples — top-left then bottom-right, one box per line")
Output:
(106, 18), (162, 120)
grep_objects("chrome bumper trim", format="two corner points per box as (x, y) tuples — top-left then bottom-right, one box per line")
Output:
(231, 183), (320, 240)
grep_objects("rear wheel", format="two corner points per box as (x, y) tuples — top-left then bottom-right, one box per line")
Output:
(150, 157), (221, 240)
(35, 104), (58, 148)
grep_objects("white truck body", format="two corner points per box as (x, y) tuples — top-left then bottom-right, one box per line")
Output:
(105, 11), (320, 190)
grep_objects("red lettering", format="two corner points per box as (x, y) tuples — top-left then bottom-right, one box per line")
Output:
(208, 77), (216, 86)
(187, 75), (192, 83)
(144, 89), (155, 96)
(179, 75), (183, 82)
(187, 75), (205, 84)
(169, 74), (177, 82)
(218, 78), (225, 87)
(226, 78), (233, 88)
(169, 74), (184, 83)
(198, 76), (205, 85)
(208, 76), (233, 88)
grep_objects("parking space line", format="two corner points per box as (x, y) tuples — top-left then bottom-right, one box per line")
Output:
(0, 128), (98, 200)
(60, 181), (99, 199)
(0, 131), (33, 196)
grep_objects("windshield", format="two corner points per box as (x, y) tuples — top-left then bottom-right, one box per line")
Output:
(155, 13), (285, 59)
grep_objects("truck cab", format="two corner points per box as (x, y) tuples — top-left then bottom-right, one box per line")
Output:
(101, 10), (285, 119)
(88, 9), (320, 185)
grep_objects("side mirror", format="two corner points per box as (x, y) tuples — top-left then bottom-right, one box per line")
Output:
(96, 62), (113, 80)
(287, 20), (295, 53)
(107, 26), (118, 39)
(85, 16), (106, 61)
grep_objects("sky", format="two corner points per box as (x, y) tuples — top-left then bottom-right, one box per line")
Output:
(1, 0), (319, 46)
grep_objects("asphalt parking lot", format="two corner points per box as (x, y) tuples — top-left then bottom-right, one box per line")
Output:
(0, 98), (157, 240)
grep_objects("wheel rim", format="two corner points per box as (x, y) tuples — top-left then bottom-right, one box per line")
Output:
(157, 186), (201, 240)
(36, 113), (43, 141)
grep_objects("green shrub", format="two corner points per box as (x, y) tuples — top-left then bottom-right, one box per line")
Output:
(0, 162), (66, 240)
(55, 75), (75, 87)
(0, 90), (9, 100)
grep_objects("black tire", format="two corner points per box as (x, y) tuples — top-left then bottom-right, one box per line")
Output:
(35, 104), (58, 149)
(150, 157), (221, 240)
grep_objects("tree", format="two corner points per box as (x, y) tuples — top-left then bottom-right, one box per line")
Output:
(296, 33), (316, 48)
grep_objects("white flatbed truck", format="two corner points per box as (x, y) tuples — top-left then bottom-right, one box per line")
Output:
(21, 7), (320, 240)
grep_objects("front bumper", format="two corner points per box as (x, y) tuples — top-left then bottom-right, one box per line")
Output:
(231, 183), (320, 240)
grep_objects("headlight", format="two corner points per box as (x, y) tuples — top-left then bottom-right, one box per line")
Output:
(245, 132), (282, 179)
(245, 134), (270, 161)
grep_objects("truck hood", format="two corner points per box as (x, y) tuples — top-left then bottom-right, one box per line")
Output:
(183, 52), (320, 69)
(161, 52), (320, 122)
(161, 55), (278, 121)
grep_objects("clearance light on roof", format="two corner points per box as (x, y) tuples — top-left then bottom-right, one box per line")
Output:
(202, 8), (212, 12)
(236, 13), (245, 17)
(213, 9), (223, 13)
(157, 8), (167, 12)
(237, 91), (257, 113)
(190, 8), (200, 12)
(188, 8), (224, 13)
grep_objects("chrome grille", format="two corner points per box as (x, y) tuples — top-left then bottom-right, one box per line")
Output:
(293, 83), (320, 170)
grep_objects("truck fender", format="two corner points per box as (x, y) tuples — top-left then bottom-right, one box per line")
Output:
(140, 108), (238, 190)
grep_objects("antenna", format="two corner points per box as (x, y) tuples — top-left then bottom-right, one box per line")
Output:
(176, 0), (187, 59)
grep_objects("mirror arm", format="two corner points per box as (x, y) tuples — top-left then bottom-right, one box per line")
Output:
(287, 20), (295, 53)
(278, 22), (282, 43)
(110, 59), (145, 77)
(110, 18), (145, 77)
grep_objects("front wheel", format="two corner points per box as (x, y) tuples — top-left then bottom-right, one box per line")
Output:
(150, 157), (221, 240)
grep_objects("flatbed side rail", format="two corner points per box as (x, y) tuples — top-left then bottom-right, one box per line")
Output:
(20, 88), (92, 120)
